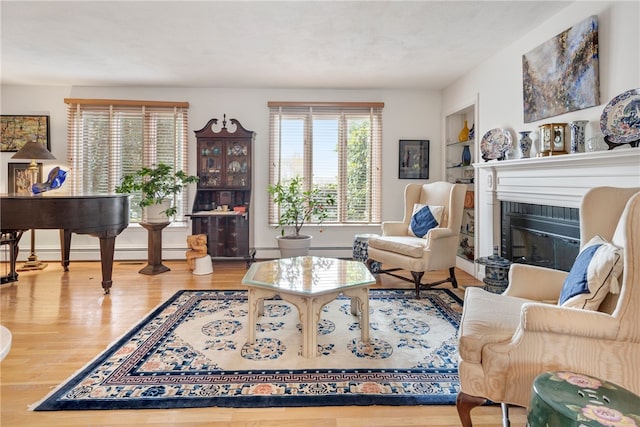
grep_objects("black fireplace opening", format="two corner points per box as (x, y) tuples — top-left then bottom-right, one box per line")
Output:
(501, 202), (580, 272)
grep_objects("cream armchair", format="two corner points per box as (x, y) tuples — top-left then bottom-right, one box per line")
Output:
(456, 187), (640, 427)
(367, 182), (466, 298)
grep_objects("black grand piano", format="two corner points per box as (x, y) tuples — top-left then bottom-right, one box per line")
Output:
(0, 193), (129, 293)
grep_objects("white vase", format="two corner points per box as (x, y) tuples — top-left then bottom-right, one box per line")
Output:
(277, 235), (312, 258)
(144, 200), (172, 223)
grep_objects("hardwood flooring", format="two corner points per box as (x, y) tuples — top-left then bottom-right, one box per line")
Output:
(0, 259), (527, 426)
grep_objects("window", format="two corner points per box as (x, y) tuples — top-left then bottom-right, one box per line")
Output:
(65, 98), (190, 223)
(268, 102), (383, 225)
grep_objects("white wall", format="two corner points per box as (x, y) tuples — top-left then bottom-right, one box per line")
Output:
(1, 86), (442, 260)
(442, 1), (640, 260)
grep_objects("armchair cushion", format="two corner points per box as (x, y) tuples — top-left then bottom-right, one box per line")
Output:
(408, 204), (443, 238)
(368, 235), (426, 258)
(559, 236), (623, 310)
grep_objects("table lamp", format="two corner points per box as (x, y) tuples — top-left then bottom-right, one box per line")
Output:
(11, 140), (56, 270)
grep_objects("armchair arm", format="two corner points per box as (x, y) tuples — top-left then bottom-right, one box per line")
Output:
(503, 264), (568, 302)
(521, 303), (619, 340)
(381, 221), (408, 236)
(427, 227), (455, 240)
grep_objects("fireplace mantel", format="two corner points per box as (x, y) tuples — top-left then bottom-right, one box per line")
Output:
(470, 148), (639, 279)
(474, 149), (640, 208)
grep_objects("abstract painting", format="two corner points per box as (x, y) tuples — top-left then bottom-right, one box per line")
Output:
(522, 15), (599, 123)
(0, 115), (50, 152)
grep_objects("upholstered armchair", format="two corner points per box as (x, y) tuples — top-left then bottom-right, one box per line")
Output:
(367, 182), (466, 298)
(456, 187), (640, 427)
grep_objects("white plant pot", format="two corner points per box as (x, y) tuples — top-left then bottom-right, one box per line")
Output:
(276, 235), (312, 258)
(144, 200), (172, 223)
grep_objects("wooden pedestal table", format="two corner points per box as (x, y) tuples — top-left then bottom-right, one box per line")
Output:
(242, 256), (376, 358)
(139, 222), (171, 275)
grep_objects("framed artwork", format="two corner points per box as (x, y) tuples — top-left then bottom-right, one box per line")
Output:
(1, 115), (50, 152)
(7, 162), (43, 194)
(398, 139), (429, 179)
(522, 15), (599, 123)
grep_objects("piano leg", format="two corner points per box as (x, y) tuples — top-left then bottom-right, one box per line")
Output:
(60, 230), (71, 272)
(98, 236), (116, 294)
(60, 230), (116, 294)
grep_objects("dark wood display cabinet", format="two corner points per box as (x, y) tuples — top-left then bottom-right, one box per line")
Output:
(189, 116), (255, 265)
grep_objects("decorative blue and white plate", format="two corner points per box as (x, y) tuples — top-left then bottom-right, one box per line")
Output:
(600, 88), (640, 144)
(480, 128), (512, 160)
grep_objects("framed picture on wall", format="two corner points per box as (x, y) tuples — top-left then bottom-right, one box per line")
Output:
(1, 115), (50, 152)
(398, 139), (429, 179)
(7, 162), (43, 194)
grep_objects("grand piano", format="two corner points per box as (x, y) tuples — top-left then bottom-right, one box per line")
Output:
(0, 193), (129, 293)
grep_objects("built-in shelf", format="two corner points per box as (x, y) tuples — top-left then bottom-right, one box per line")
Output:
(444, 99), (478, 276)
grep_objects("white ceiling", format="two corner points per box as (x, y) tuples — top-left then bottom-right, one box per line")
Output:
(1, 1), (572, 90)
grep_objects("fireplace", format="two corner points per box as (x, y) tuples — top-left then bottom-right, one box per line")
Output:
(473, 149), (639, 280)
(501, 202), (579, 271)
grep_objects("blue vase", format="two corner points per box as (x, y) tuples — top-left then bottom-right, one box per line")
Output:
(519, 131), (532, 158)
(461, 145), (472, 166)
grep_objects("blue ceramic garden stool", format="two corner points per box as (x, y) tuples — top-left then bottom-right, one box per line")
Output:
(475, 246), (511, 294)
(527, 371), (640, 427)
(352, 234), (381, 274)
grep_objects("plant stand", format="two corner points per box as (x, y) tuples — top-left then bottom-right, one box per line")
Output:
(139, 222), (171, 275)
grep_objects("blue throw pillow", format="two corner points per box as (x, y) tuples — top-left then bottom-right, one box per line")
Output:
(558, 235), (624, 310)
(408, 204), (443, 238)
(558, 244), (602, 305)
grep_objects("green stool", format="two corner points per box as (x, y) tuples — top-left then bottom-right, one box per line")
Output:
(527, 371), (640, 427)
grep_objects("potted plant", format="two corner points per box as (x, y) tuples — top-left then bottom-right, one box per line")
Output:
(115, 162), (199, 223)
(267, 176), (335, 257)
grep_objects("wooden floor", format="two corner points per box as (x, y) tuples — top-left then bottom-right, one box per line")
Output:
(0, 259), (527, 426)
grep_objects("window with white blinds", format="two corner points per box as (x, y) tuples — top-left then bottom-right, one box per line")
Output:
(268, 102), (383, 226)
(64, 98), (190, 223)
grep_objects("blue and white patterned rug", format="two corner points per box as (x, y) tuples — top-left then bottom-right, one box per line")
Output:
(33, 289), (462, 410)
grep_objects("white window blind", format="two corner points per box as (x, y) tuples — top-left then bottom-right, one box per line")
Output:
(268, 102), (383, 226)
(65, 98), (190, 223)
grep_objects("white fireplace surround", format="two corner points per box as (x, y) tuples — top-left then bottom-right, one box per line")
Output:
(473, 148), (640, 277)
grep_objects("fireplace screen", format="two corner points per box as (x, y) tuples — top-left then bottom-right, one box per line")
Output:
(502, 202), (580, 272)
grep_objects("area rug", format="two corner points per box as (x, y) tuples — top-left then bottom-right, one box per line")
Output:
(33, 288), (463, 410)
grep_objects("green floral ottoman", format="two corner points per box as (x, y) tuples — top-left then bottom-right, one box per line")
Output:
(527, 371), (640, 427)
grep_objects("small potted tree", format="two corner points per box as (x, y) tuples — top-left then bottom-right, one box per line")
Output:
(115, 162), (199, 223)
(267, 176), (335, 257)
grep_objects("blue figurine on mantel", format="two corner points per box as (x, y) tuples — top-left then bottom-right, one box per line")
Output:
(32, 166), (67, 194)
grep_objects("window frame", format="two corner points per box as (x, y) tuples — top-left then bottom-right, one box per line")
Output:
(268, 101), (383, 226)
(64, 98), (190, 223)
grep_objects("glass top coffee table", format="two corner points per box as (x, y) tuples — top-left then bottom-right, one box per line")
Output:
(242, 256), (376, 358)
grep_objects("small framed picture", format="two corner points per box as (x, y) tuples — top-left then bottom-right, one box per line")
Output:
(399, 139), (429, 179)
(7, 162), (43, 194)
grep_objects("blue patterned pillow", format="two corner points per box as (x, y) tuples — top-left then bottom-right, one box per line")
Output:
(408, 204), (444, 238)
(559, 236), (623, 310)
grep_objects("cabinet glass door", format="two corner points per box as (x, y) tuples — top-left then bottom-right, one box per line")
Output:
(199, 141), (223, 188)
(226, 141), (250, 188)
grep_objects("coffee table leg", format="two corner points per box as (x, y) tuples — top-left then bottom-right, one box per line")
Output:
(247, 289), (257, 344)
(344, 288), (370, 342)
(247, 289), (276, 345)
(360, 289), (370, 342)
(302, 299), (316, 358)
